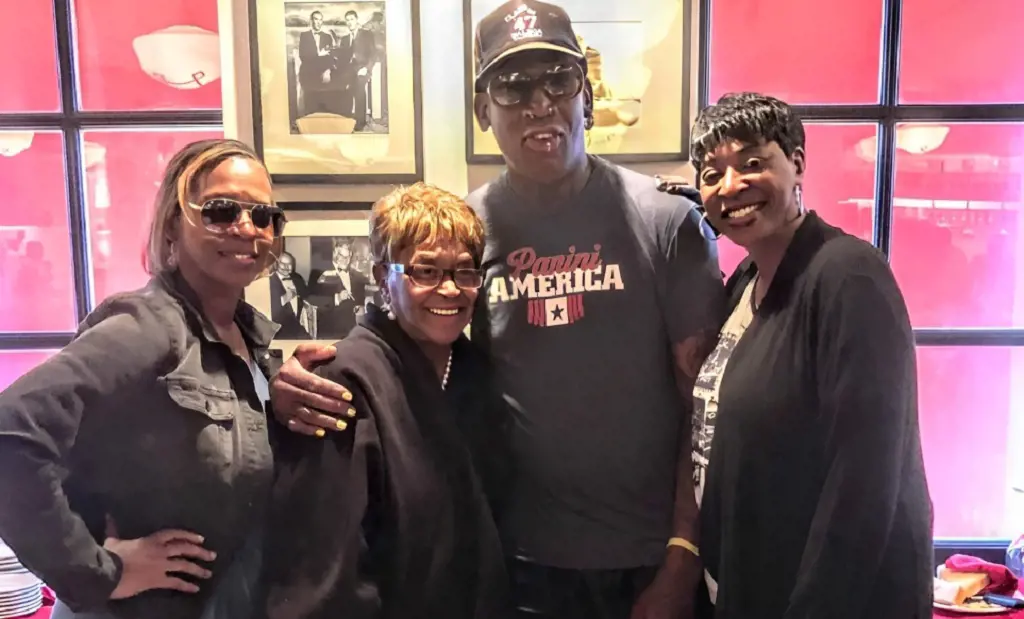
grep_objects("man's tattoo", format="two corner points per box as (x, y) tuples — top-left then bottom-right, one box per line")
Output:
(677, 328), (718, 382)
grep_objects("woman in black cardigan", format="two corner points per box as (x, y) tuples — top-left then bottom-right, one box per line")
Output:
(260, 182), (510, 619)
(662, 93), (933, 619)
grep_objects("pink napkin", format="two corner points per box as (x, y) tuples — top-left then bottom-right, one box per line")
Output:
(946, 554), (1019, 595)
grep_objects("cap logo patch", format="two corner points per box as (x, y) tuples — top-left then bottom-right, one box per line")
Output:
(505, 4), (542, 41)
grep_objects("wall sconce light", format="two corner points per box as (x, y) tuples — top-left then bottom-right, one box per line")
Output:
(855, 124), (951, 161)
(0, 132), (34, 157)
(896, 124), (951, 154)
(132, 25), (220, 90)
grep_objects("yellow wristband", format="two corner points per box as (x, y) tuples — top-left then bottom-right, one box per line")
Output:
(667, 537), (700, 557)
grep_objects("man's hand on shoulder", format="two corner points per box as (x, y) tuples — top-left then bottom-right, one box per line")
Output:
(270, 343), (357, 436)
(655, 175), (701, 204)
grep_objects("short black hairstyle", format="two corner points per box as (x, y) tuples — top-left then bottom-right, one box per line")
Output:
(690, 92), (805, 173)
(310, 10), (322, 20)
(345, 10), (358, 19)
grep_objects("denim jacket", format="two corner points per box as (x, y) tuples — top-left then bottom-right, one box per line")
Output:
(0, 270), (278, 619)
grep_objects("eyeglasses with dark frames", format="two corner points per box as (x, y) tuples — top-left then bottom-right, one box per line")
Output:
(388, 263), (484, 290)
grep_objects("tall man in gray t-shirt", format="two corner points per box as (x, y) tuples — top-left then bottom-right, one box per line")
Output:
(269, 2), (725, 617)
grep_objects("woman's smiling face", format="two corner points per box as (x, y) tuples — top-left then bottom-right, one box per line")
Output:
(698, 138), (805, 248)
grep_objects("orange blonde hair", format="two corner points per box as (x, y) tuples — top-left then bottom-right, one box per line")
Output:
(369, 182), (486, 267)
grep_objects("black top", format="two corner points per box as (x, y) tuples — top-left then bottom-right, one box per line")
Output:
(0, 270), (277, 618)
(260, 306), (511, 619)
(700, 213), (933, 619)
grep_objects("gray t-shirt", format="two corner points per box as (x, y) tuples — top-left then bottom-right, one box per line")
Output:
(466, 156), (725, 569)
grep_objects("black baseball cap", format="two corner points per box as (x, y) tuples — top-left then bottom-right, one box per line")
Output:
(473, 0), (585, 91)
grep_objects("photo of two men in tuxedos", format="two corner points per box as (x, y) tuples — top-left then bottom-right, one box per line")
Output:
(268, 236), (378, 342)
(284, 1), (388, 135)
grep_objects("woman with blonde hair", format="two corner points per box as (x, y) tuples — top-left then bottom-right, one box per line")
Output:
(0, 138), (286, 619)
(260, 182), (511, 619)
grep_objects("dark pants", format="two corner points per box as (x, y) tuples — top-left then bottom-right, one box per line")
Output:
(350, 73), (370, 130)
(695, 574), (715, 619)
(508, 556), (658, 619)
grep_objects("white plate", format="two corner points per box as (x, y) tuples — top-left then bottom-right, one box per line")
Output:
(0, 588), (40, 603)
(0, 572), (39, 591)
(934, 600), (1014, 614)
(0, 586), (40, 602)
(0, 593), (41, 613)
(0, 598), (41, 619)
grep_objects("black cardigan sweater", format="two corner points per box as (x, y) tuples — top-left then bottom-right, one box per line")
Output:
(260, 307), (511, 619)
(701, 213), (933, 619)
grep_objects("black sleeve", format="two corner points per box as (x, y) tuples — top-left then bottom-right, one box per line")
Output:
(298, 33), (315, 62)
(0, 299), (174, 610)
(262, 379), (382, 619)
(783, 245), (918, 619)
(661, 204), (726, 344)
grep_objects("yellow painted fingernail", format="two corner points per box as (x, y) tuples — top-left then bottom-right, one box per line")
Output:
(315, 429), (326, 438)
(347, 408), (356, 418)
(342, 392), (353, 402)
(336, 420), (348, 431)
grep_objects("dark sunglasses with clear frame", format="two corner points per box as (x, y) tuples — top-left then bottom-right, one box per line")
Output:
(187, 198), (287, 237)
(388, 263), (484, 290)
(483, 63), (585, 107)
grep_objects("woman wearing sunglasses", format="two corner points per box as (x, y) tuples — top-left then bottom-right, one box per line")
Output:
(259, 182), (511, 619)
(0, 139), (286, 619)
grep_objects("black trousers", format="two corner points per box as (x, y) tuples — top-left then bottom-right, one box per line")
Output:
(508, 556), (717, 619)
(508, 556), (658, 619)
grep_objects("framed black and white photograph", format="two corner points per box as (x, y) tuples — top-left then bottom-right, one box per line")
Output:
(246, 218), (380, 353)
(285, 2), (388, 135)
(278, 199), (374, 212)
(250, 0), (423, 183)
(463, 0), (691, 164)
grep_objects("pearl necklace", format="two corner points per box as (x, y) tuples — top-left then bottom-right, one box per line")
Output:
(441, 350), (453, 390)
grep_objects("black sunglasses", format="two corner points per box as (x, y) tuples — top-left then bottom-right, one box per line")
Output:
(388, 263), (484, 290)
(484, 64), (585, 107)
(188, 198), (287, 237)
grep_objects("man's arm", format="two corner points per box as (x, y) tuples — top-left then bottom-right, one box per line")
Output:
(631, 198), (726, 619)
(357, 32), (376, 73)
(669, 330), (719, 542)
(298, 33), (315, 63)
(663, 203), (727, 547)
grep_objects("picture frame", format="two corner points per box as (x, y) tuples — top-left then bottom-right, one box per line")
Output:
(249, 0), (424, 184)
(463, 0), (692, 164)
(278, 200), (374, 212)
(246, 215), (377, 358)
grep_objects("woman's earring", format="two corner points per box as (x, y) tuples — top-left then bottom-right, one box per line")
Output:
(380, 297), (396, 321)
(696, 206), (723, 241)
(795, 185), (806, 216)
